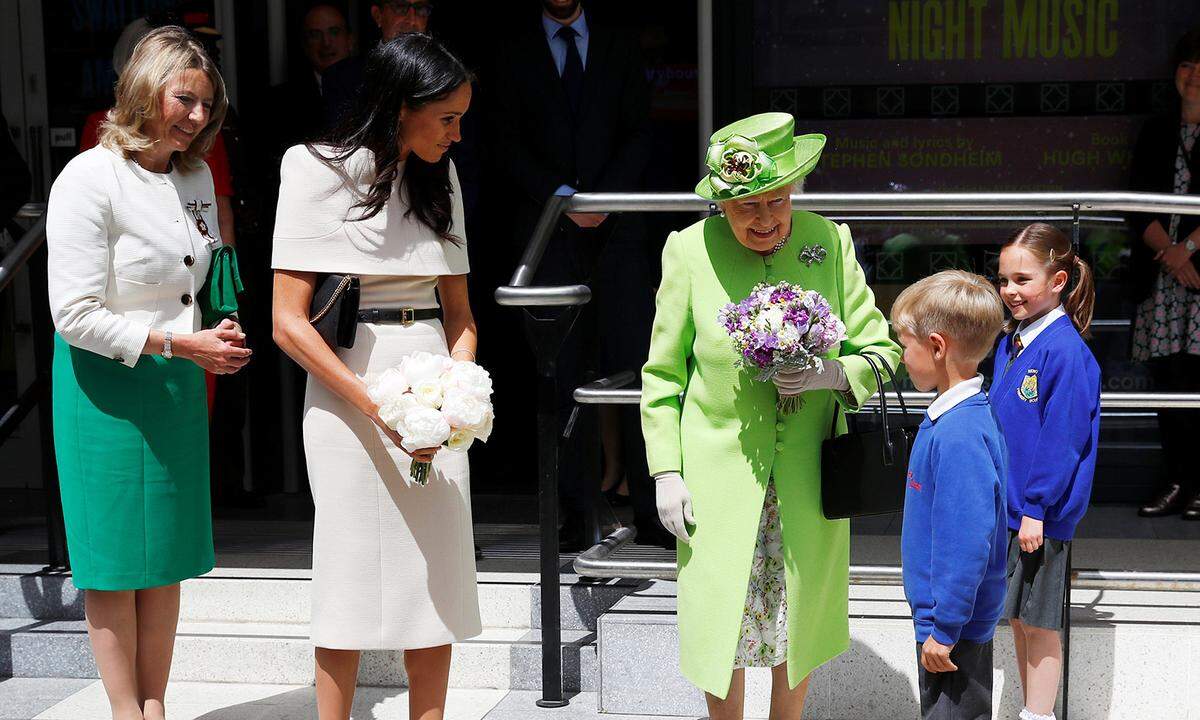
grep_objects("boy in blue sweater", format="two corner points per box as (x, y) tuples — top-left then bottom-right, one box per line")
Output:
(892, 270), (1009, 720)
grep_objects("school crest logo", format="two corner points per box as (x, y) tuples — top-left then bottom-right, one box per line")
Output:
(1018, 369), (1039, 403)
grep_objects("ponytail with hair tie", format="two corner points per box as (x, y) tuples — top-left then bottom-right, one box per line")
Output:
(1065, 251), (1094, 338)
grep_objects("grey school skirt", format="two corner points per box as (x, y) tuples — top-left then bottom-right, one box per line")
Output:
(1002, 530), (1070, 631)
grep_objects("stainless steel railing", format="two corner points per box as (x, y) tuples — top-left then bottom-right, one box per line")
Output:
(0, 204), (47, 294)
(573, 531), (1200, 591)
(0, 202), (66, 571)
(574, 381), (1200, 410)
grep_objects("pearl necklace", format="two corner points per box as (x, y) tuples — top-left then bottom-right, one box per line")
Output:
(768, 235), (789, 255)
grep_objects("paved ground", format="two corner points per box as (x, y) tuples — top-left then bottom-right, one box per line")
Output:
(0, 680), (712, 720)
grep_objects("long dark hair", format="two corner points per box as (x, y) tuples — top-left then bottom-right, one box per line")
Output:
(309, 33), (471, 242)
(1002, 223), (1096, 337)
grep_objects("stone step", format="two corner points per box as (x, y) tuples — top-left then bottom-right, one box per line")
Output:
(598, 581), (1200, 719)
(0, 619), (598, 691)
(0, 565), (640, 631)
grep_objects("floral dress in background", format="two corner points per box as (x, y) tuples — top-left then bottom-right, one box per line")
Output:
(733, 479), (789, 668)
(1132, 123), (1200, 362)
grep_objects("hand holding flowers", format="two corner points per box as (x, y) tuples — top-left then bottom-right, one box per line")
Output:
(367, 352), (494, 484)
(718, 281), (846, 414)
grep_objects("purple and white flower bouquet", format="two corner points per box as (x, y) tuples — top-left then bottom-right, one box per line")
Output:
(718, 281), (847, 414)
(367, 352), (495, 485)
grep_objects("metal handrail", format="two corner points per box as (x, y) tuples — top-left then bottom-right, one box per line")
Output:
(0, 202), (66, 571)
(494, 190), (1200, 309)
(574, 382), (1200, 410)
(15, 202), (47, 220)
(0, 214), (47, 295)
(574, 529), (1200, 591)
(495, 194), (591, 308)
(565, 191), (1200, 214)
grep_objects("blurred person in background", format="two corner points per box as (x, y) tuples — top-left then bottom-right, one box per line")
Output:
(1128, 26), (1200, 520)
(323, 0), (434, 129)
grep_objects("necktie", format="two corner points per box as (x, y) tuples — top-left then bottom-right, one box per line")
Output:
(1005, 333), (1024, 371)
(556, 25), (584, 116)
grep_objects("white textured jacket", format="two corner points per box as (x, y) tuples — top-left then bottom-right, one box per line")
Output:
(46, 146), (219, 367)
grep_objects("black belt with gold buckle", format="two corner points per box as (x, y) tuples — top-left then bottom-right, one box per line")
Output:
(356, 307), (441, 326)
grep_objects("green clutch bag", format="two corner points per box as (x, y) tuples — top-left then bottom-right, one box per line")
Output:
(198, 245), (244, 328)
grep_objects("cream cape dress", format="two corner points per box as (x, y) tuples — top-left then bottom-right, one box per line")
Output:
(272, 144), (482, 649)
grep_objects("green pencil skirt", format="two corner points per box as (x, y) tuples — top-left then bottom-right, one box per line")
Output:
(52, 335), (214, 591)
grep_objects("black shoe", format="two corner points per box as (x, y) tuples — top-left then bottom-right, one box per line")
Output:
(602, 487), (631, 507)
(1183, 494), (1200, 521)
(1139, 484), (1189, 517)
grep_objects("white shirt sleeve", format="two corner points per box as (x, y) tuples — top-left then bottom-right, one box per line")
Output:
(46, 155), (150, 367)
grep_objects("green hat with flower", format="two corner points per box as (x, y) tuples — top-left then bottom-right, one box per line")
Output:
(695, 112), (826, 201)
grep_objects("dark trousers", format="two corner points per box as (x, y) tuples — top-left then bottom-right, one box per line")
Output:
(1149, 353), (1200, 494)
(530, 214), (657, 534)
(917, 639), (994, 720)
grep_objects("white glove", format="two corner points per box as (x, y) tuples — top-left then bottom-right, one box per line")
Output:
(772, 357), (849, 396)
(655, 471), (695, 544)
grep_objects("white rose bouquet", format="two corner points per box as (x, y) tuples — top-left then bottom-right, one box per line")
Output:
(367, 351), (494, 485)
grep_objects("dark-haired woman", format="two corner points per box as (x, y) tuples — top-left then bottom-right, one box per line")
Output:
(1128, 27), (1200, 520)
(271, 34), (480, 719)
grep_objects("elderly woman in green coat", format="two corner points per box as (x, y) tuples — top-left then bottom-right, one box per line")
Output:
(641, 112), (900, 719)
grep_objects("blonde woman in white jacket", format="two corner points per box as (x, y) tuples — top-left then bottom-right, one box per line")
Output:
(46, 27), (249, 720)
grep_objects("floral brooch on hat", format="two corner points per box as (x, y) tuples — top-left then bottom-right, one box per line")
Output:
(705, 135), (778, 197)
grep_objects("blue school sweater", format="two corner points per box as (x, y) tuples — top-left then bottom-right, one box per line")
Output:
(901, 393), (1008, 646)
(991, 315), (1101, 541)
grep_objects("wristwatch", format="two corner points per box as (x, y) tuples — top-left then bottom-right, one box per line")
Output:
(162, 331), (174, 359)
(1186, 238), (1198, 254)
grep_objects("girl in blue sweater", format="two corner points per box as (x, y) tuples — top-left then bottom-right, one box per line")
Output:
(993, 223), (1101, 720)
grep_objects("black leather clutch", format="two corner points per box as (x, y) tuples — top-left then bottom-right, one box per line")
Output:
(821, 350), (922, 520)
(309, 274), (360, 349)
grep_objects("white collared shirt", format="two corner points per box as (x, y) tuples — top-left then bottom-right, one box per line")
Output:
(1016, 304), (1066, 351)
(926, 375), (985, 421)
(542, 9), (589, 75)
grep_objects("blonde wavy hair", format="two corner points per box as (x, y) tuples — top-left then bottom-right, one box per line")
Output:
(98, 26), (227, 172)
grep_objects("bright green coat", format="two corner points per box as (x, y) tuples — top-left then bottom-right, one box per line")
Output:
(640, 211), (900, 698)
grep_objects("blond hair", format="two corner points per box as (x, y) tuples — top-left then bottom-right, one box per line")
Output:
(891, 270), (1005, 365)
(99, 26), (227, 172)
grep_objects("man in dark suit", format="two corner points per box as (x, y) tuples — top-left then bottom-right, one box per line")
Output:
(489, 0), (665, 550)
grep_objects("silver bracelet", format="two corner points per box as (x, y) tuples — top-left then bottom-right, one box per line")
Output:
(451, 349), (476, 361)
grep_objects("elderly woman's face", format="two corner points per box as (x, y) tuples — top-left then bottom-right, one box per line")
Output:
(1177, 57), (1200, 105)
(719, 185), (793, 253)
(146, 69), (214, 154)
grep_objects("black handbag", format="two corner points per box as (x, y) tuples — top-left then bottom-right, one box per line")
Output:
(308, 274), (360, 349)
(821, 350), (922, 520)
